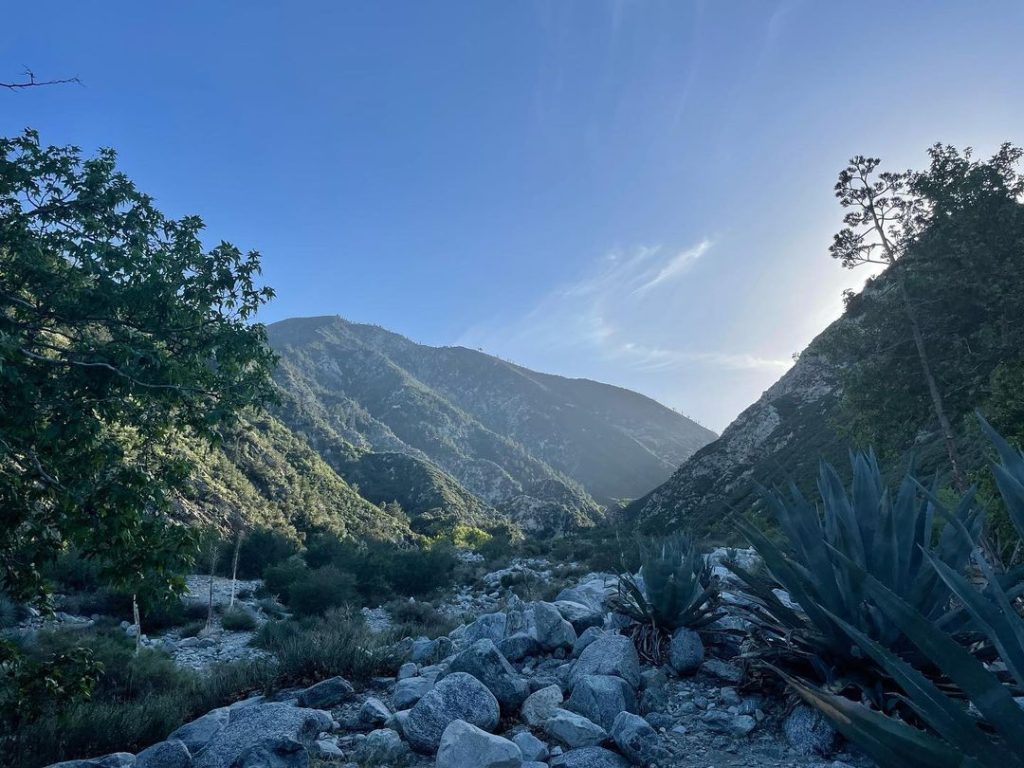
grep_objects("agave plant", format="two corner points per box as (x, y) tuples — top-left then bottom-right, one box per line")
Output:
(784, 418), (1024, 768)
(611, 535), (721, 663)
(730, 450), (982, 683)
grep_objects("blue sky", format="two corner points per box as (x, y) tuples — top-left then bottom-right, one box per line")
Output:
(4, 1), (1023, 431)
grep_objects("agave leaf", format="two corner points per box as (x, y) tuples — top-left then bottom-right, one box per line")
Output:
(777, 667), (964, 768)
(823, 608), (1013, 764)
(925, 553), (1024, 688)
(862, 573), (1024, 757)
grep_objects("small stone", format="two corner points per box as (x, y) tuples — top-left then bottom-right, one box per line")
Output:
(668, 627), (704, 675)
(784, 704), (840, 756)
(353, 728), (408, 765)
(610, 711), (669, 766)
(702, 659), (743, 684)
(358, 697), (391, 729)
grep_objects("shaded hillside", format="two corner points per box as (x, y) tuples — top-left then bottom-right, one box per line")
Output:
(266, 315), (715, 532)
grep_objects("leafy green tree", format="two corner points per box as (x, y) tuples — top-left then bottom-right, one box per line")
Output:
(827, 144), (1024, 493)
(0, 129), (277, 608)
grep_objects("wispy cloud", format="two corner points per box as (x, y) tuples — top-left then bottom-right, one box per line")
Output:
(460, 239), (792, 376)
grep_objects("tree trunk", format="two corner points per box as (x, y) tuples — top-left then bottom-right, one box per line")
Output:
(207, 545), (217, 629)
(229, 530), (242, 609)
(896, 276), (967, 492)
(132, 593), (141, 655)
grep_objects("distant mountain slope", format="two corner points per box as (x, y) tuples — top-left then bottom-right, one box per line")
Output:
(266, 315), (715, 532)
(628, 339), (846, 540)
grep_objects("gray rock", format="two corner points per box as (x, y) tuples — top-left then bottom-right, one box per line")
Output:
(168, 708), (230, 756)
(295, 677), (354, 709)
(610, 711), (668, 765)
(569, 634), (641, 690)
(193, 704), (332, 768)
(553, 601), (604, 632)
(410, 637), (437, 663)
(404, 671), (501, 753)
(448, 639), (529, 713)
(701, 709), (756, 737)
(513, 732), (548, 762)
(498, 632), (542, 661)
(522, 763), (548, 768)
(463, 612), (508, 645)
(49, 755), (136, 768)
(644, 712), (674, 730)
(228, 737), (306, 768)
(544, 708), (607, 748)
(555, 578), (612, 611)
(566, 675), (637, 731)
(521, 684), (564, 727)
(135, 740), (191, 768)
(311, 739), (343, 759)
(571, 627), (605, 658)
(512, 600), (577, 652)
(551, 746), (630, 768)
(397, 662), (418, 680)
(668, 628), (703, 675)
(352, 728), (408, 765)
(783, 704), (840, 756)
(393, 676), (433, 709)
(358, 697), (391, 729)
(702, 658), (743, 684)
(436, 720), (522, 768)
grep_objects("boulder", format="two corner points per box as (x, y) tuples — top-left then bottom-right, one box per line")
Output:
(543, 709), (607, 748)
(404, 672), (501, 753)
(135, 740), (191, 768)
(553, 601), (604, 632)
(512, 732), (548, 762)
(168, 708), (230, 756)
(358, 697), (391, 729)
(448, 639), (529, 713)
(555, 578), (613, 611)
(668, 628), (703, 675)
(463, 612), (508, 645)
(228, 737), (307, 768)
(392, 676), (433, 709)
(521, 684), (564, 727)
(610, 711), (668, 766)
(498, 632), (542, 661)
(571, 627), (605, 658)
(352, 728), (408, 766)
(294, 676), (354, 709)
(436, 720), (523, 768)
(569, 634), (640, 690)
(566, 675), (637, 731)
(506, 598), (577, 652)
(783, 704), (840, 756)
(193, 704), (332, 768)
(551, 746), (631, 768)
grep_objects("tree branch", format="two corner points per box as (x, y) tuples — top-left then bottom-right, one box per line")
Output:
(1, 68), (82, 91)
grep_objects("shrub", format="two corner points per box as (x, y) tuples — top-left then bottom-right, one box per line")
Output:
(179, 620), (205, 638)
(0, 594), (21, 630)
(287, 566), (358, 617)
(42, 548), (103, 593)
(731, 450), (981, 682)
(261, 556), (308, 602)
(387, 543), (459, 598)
(786, 418), (1024, 768)
(257, 609), (398, 685)
(611, 535), (721, 664)
(236, 528), (300, 580)
(386, 599), (455, 639)
(221, 608), (257, 632)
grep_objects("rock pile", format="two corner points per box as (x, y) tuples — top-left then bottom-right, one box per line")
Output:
(48, 555), (871, 768)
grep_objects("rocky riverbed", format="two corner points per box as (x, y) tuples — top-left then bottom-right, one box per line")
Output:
(48, 552), (873, 768)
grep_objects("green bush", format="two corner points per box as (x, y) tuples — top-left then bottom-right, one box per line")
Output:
(220, 607), (257, 632)
(256, 609), (397, 685)
(386, 598), (455, 639)
(287, 567), (357, 617)
(42, 548), (103, 593)
(261, 556), (309, 602)
(236, 528), (300, 580)
(0, 594), (21, 630)
(387, 543), (459, 598)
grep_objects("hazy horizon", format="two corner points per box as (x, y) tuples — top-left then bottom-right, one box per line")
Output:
(5, 1), (1023, 430)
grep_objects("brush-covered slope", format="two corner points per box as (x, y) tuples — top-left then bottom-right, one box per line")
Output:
(266, 315), (715, 532)
(174, 412), (411, 542)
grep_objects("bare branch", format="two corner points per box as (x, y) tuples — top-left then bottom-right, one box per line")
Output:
(1, 67), (82, 91)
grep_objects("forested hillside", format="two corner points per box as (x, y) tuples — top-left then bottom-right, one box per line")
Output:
(631, 145), (1024, 547)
